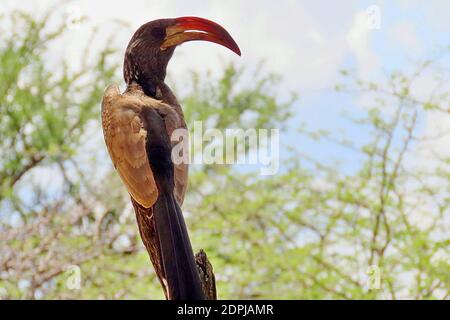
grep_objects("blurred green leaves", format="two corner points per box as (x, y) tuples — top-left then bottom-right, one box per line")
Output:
(0, 11), (118, 200)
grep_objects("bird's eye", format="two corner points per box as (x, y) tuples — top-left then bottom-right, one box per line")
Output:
(151, 27), (165, 39)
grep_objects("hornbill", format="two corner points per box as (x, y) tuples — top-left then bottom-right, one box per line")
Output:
(101, 17), (240, 300)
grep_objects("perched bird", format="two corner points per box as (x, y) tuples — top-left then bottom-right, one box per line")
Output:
(101, 17), (240, 300)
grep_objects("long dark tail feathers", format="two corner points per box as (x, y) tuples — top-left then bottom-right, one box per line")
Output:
(153, 190), (205, 300)
(140, 107), (205, 300)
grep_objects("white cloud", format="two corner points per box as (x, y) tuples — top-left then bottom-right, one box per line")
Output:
(391, 22), (421, 52)
(0, 0), (350, 95)
(408, 69), (450, 160)
(346, 11), (379, 78)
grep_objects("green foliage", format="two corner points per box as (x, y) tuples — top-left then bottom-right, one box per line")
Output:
(183, 64), (294, 130)
(0, 11), (117, 202)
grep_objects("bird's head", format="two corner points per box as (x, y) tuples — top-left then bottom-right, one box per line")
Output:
(124, 17), (240, 97)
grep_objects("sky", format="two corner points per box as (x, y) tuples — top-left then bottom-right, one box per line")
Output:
(1, 0), (449, 177)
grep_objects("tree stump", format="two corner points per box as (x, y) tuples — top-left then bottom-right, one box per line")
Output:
(195, 249), (217, 300)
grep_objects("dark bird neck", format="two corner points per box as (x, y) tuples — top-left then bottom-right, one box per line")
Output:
(126, 80), (181, 113)
(123, 41), (174, 99)
(138, 76), (163, 99)
(125, 73), (163, 99)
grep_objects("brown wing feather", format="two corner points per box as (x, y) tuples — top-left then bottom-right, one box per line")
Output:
(101, 84), (157, 208)
(101, 84), (188, 208)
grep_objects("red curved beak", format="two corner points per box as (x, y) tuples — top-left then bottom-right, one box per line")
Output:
(161, 16), (241, 56)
